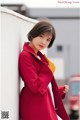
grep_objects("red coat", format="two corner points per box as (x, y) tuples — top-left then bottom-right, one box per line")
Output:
(19, 42), (70, 120)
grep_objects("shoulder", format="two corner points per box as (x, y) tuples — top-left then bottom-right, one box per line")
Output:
(19, 50), (33, 61)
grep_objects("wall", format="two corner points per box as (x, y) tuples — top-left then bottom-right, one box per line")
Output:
(0, 7), (42, 120)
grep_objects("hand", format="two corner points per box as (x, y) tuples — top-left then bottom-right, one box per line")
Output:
(63, 85), (69, 93)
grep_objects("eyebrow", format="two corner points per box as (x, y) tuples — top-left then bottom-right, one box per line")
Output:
(40, 33), (52, 39)
(47, 38), (51, 41)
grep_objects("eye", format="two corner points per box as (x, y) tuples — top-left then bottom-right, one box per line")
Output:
(39, 34), (43, 37)
(47, 39), (51, 42)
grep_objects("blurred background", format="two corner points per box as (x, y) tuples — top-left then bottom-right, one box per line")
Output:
(1, 1), (80, 120)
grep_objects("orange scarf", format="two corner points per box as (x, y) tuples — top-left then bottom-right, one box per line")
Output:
(44, 55), (56, 73)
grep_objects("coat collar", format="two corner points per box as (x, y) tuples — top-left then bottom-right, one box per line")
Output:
(23, 42), (49, 64)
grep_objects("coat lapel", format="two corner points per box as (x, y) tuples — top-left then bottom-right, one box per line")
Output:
(23, 42), (49, 65)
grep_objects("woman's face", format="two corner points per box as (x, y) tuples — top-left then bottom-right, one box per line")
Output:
(30, 32), (52, 53)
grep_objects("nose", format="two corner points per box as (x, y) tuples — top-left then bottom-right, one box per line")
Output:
(41, 39), (46, 45)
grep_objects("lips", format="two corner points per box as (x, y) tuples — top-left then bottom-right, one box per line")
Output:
(39, 45), (45, 48)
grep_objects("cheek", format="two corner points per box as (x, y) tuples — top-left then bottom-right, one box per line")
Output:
(33, 38), (38, 44)
(45, 43), (49, 48)
(46, 42), (50, 46)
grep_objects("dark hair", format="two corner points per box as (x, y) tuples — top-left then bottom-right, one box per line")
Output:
(27, 21), (56, 48)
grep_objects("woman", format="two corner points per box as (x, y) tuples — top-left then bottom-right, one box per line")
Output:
(19, 21), (70, 120)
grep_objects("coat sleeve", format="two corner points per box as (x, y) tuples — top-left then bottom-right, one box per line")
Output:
(19, 53), (52, 95)
(58, 86), (66, 99)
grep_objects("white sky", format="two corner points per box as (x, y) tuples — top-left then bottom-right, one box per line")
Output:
(1, 0), (80, 8)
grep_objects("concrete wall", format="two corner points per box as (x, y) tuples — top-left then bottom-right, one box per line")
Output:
(0, 7), (39, 120)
